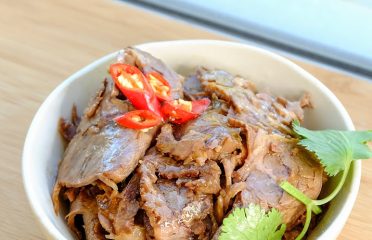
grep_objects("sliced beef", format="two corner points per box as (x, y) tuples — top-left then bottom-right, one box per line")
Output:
(52, 79), (158, 212)
(156, 111), (244, 166)
(183, 74), (208, 100)
(96, 173), (144, 239)
(59, 104), (80, 143)
(113, 226), (146, 240)
(214, 182), (246, 224)
(143, 148), (221, 195)
(181, 160), (221, 195)
(65, 178), (145, 240)
(156, 111), (245, 191)
(142, 179), (213, 240)
(232, 126), (323, 230)
(66, 189), (105, 240)
(197, 67), (311, 136)
(143, 214), (155, 239)
(220, 155), (243, 189)
(139, 149), (218, 239)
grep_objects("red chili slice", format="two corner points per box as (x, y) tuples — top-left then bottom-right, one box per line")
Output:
(161, 98), (211, 124)
(114, 110), (162, 130)
(109, 63), (161, 115)
(146, 71), (171, 101)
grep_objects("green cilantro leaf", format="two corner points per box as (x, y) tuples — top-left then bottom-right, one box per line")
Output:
(219, 122), (372, 240)
(219, 204), (286, 240)
(293, 120), (372, 176)
(279, 121), (372, 240)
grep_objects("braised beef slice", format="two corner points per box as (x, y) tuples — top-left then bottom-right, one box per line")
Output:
(232, 126), (323, 230)
(144, 148), (221, 195)
(96, 173), (145, 239)
(183, 74), (208, 100)
(66, 189), (105, 240)
(143, 214), (155, 239)
(156, 111), (244, 167)
(139, 149), (218, 240)
(52, 79), (158, 212)
(111, 226), (145, 240)
(197, 67), (311, 136)
(214, 182), (246, 224)
(59, 104), (80, 143)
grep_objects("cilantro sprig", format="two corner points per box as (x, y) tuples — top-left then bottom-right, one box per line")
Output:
(218, 122), (372, 240)
(219, 204), (286, 240)
(280, 121), (372, 240)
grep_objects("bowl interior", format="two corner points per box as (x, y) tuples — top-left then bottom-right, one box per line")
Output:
(23, 40), (359, 240)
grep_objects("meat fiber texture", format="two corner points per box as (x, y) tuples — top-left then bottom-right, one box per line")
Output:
(53, 49), (324, 240)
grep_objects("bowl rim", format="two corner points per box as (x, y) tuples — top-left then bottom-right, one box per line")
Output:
(22, 39), (361, 240)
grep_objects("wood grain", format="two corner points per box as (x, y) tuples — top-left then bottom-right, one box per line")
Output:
(0, 0), (371, 239)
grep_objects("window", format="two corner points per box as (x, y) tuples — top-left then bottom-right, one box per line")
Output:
(130, 0), (372, 77)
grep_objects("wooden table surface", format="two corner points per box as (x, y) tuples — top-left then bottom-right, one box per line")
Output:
(1, 0), (371, 239)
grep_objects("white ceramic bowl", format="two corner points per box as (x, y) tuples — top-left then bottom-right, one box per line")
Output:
(22, 40), (360, 240)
